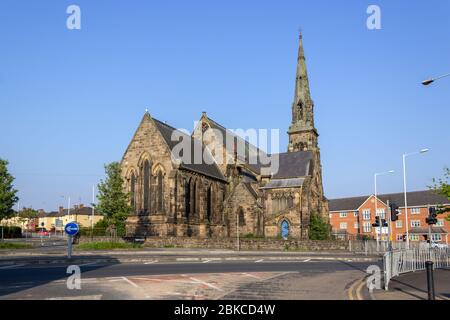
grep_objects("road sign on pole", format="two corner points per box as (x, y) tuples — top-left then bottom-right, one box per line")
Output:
(65, 222), (79, 259)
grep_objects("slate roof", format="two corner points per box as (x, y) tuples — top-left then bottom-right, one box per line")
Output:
(45, 207), (97, 217)
(260, 178), (306, 189)
(409, 227), (448, 234)
(329, 190), (449, 212)
(248, 151), (313, 179)
(153, 118), (227, 182)
(204, 117), (313, 179)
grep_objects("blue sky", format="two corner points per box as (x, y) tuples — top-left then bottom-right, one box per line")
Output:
(0, 0), (449, 211)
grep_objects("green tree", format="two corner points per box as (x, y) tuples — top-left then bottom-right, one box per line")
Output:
(0, 159), (19, 222)
(309, 213), (331, 240)
(96, 162), (131, 234)
(18, 207), (39, 226)
(430, 167), (450, 221)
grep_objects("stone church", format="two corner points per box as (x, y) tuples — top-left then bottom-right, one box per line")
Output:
(120, 34), (328, 240)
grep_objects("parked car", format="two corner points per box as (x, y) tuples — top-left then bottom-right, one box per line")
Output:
(36, 227), (49, 236)
(431, 241), (448, 249)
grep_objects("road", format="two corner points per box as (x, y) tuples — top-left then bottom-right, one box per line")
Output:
(0, 259), (378, 300)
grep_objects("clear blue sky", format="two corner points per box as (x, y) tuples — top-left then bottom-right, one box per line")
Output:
(1, 0), (449, 211)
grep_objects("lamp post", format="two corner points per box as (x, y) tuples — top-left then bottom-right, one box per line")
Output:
(374, 170), (394, 251)
(403, 149), (429, 249)
(422, 73), (450, 86)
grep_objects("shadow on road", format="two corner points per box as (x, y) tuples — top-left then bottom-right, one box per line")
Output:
(0, 256), (120, 298)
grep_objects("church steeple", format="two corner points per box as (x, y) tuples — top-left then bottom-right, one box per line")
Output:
(288, 33), (318, 153)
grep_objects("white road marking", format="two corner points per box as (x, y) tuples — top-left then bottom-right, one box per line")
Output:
(242, 273), (261, 279)
(189, 277), (224, 292)
(202, 260), (211, 263)
(0, 264), (26, 270)
(144, 260), (158, 264)
(79, 262), (97, 267)
(122, 276), (139, 288)
(255, 259), (264, 263)
(303, 259), (311, 262)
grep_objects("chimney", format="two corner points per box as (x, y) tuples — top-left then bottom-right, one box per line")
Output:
(59, 206), (64, 214)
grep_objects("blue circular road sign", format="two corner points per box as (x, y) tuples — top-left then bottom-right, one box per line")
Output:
(65, 222), (79, 236)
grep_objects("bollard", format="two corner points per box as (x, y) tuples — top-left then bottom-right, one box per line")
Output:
(425, 261), (435, 300)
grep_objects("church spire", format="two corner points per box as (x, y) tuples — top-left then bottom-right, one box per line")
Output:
(288, 33), (318, 152)
(293, 32), (312, 110)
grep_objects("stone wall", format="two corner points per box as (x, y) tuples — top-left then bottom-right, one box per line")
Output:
(142, 237), (348, 251)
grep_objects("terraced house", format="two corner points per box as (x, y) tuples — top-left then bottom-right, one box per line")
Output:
(121, 35), (328, 239)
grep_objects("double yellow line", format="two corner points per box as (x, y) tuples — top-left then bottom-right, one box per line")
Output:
(348, 276), (369, 300)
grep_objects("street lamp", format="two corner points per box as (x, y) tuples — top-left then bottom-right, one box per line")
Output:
(422, 73), (450, 86)
(403, 149), (429, 249)
(374, 170), (394, 251)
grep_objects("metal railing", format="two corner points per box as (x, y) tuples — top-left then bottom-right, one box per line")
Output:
(383, 247), (450, 290)
(348, 240), (425, 255)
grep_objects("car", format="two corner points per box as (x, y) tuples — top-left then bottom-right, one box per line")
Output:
(431, 241), (448, 249)
(36, 227), (50, 236)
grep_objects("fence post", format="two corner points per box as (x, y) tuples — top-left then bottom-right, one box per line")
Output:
(348, 239), (352, 252)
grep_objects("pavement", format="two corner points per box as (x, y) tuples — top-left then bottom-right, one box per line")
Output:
(372, 269), (450, 300)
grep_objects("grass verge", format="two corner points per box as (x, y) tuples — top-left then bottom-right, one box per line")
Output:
(75, 242), (143, 250)
(0, 242), (33, 249)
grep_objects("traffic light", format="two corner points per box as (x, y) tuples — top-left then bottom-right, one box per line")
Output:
(382, 219), (388, 227)
(372, 216), (380, 228)
(426, 207), (438, 225)
(390, 203), (400, 221)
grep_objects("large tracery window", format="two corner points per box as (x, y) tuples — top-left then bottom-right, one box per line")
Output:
(143, 160), (151, 213)
(184, 179), (191, 219)
(130, 172), (136, 211)
(206, 185), (212, 222)
(156, 170), (164, 212)
(272, 194), (294, 214)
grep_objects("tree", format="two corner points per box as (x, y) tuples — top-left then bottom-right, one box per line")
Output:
(96, 162), (131, 234)
(309, 213), (331, 240)
(430, 167), (450, 221)
(0, 159), (18, 222)
(18, 207), (39, 229)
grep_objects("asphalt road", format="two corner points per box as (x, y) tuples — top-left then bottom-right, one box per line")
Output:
(0, 259), (378, 299)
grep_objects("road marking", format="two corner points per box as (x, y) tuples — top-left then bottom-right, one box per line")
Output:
(79, 262), (97, 267)
(0, 264), (26, 270)
(189, 277), (224, 292)
(303, 259), (311, 262)
(122, 276), (139, 288)
(144, 260), (158, 264)
(202, 260), (211, 263)
(356, 278), (366, 300)
(242, 273), (261, 279)
(255, 259), (264, 263)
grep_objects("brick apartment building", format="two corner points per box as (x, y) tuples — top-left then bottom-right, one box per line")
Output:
(329, 190), (449, 243)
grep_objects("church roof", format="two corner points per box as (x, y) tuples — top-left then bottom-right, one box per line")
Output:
(152, 118), (227, 182)
(204, 116), (267, 166)
(249, 150), (313, 179)
(260, 177), (306, 190)
(203, 116), (313, 179)
(329, 190), (449, 212)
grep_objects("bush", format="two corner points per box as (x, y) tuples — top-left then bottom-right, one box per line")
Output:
(309, 213), (331, 240)
(0, 226), (22, 238)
